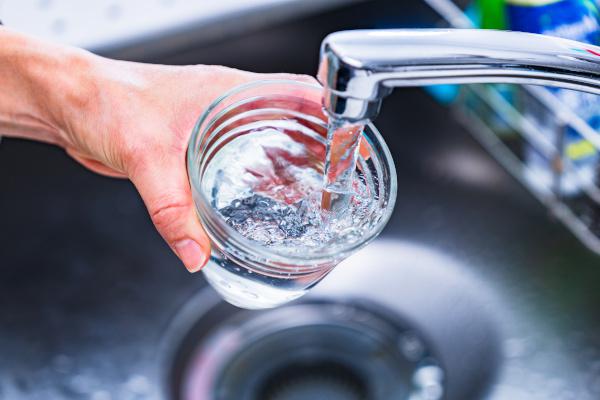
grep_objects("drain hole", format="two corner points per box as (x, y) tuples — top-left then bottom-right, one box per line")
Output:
(171, 302), (444, 400)
(258, 360), (368, 400)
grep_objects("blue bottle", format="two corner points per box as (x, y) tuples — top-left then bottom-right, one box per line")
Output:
(507, 0), (600, 196)
(507, 0), (600, 43)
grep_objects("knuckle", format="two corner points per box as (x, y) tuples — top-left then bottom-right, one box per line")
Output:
(150, 199), (189, 239)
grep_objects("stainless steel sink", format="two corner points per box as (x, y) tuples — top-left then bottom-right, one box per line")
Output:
(1, 1), (599, 399)
(162, 240), (501, 399)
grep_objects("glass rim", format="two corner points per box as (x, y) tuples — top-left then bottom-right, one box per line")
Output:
(187, 79), (397, 267)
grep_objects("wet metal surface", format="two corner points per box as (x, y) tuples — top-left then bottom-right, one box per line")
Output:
(1, 1), (599, 398)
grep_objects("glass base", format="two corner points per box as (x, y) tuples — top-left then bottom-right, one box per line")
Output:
(202, 259), (307, 310)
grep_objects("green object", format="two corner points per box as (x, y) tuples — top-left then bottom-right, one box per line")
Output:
(505, 0), (560, 5)
(477, 0), (507, 29)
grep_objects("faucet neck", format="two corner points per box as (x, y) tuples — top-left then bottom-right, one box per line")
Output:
(318, 29), (600, 121)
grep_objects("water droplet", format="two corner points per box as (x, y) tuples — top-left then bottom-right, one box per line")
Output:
(125, 375), (151, 395)
(68, 374), (96, 395)
(91, 390), (112, 400)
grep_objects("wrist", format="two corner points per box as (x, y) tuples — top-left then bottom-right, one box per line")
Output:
(28, 41), (100, 148)
(0, 28), (98, 147)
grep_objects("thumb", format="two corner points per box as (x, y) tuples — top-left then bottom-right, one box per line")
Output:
(130, 156), (211, 273)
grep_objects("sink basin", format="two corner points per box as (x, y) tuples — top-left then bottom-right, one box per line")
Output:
(1, 1), (599, 399)
(161, 240), (501, 399)
(311, 240), (502, 399)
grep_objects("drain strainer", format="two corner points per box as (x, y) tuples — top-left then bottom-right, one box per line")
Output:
(170, 301), (444, 400)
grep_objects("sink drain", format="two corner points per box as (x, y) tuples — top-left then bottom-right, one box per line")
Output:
(168, 300), (444, 400)
(259, 361), (367, 400)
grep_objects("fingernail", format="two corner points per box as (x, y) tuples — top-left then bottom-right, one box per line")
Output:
(174, 239), (207, 273)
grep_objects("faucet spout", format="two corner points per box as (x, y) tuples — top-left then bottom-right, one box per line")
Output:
(318, 29), (600, 122)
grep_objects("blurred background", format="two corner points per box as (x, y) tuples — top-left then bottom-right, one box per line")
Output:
(1, 0), (600, 399)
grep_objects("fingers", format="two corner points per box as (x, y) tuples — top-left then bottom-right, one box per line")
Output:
(129, 154), (210, 273)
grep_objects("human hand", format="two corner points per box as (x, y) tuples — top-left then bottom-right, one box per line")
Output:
(46, 54), (315, 272)
(0, 27), (321, 272)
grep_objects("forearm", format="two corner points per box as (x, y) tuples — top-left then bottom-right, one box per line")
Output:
(0, 27), (93, 146)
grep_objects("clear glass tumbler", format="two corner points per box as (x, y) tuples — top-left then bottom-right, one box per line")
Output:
(187, 80), (396, 309)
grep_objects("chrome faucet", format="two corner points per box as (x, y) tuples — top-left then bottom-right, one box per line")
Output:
(318, 29), (600, 122)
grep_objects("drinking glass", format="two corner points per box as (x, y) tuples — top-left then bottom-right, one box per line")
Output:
(187, 80), (396, 309)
